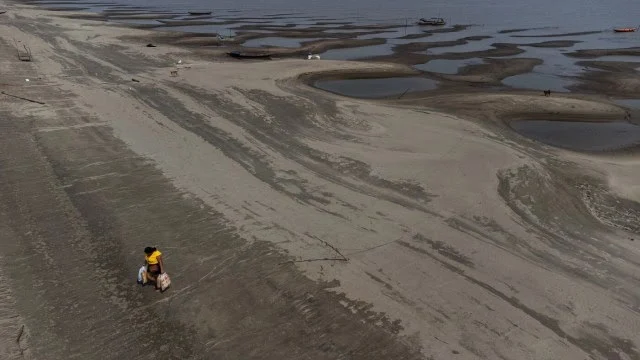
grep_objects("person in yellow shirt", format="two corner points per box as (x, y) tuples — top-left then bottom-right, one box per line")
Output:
(144, 247), (165, 290)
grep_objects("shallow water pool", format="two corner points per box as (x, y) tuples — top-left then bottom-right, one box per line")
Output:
(314, 77), (438, 98)
(510, 120), (640, 151)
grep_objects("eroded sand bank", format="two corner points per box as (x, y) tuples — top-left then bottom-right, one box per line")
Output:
(0, 3), (639, 360)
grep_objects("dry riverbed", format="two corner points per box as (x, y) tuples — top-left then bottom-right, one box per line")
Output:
(0, 3), (639, 360)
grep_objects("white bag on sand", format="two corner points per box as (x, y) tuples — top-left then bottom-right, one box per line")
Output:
(137, 266), (147, 284)
(158, 273), (171, 292)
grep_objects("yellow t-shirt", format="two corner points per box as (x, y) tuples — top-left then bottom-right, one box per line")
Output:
(145, 250), (162, 265)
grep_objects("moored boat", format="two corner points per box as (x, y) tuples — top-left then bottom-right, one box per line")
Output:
(614, 26), (637, 32)
(418, 17), (446, 26)
(188, 11), (212, 16)
(228, 51), (272, 59)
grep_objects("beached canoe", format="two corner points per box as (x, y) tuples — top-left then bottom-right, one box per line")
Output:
(614, 27), (637, 32)
(188, 11), (212, 16)
(228, 51), (271, 59)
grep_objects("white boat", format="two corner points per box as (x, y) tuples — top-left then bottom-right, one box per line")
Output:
(418, 17), (446, 26)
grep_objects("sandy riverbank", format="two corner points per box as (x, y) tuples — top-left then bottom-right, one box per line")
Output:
(1, 2), (640, 360)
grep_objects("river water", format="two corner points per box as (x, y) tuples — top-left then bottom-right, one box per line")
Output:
(36, 0), (640, 30)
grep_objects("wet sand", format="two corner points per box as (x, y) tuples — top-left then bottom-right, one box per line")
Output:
(437, 57), (543, 84)
(393, 36), (493, 53)
(571, 60), (640, 98)
(1, 3), (640, 360)
(365, 43), (526, 69)
(566, 47), (640, 58)
(509, 30), (605, 37)
(517, 40), (581, 48)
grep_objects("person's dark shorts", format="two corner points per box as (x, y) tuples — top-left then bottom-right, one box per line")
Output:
(147, 264), (161, 275)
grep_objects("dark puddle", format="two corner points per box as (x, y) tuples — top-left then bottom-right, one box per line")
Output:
(243, 37), (323, 48)
(510, 120), (640, 151)
(503, 72), (574, 92)
(314, 77), (438, 98)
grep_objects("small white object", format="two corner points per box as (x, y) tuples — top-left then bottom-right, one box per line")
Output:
(177, 60), (182, 64)
(307, 54), (320, 60)
(25, 78), (29, 82)
(137, 266), (147, 284)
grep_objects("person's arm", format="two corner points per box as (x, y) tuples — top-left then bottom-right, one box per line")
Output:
(158, 255), (165, 274)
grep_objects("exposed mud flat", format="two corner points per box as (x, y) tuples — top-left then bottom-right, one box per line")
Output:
(509, 30), (605, 37)
(393, 36), (493, 53)
(1, 4), (640, 360)
(516, 40), (582, 48)
(566, 46), (640, 58)
(498, 26), (560, 34)
(571, 60), (640, 97)
(0, 10), (424, 360)
(436, 57), (543, 84)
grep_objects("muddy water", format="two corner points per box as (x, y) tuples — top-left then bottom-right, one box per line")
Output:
(314, 77), (438, 98)
(243, 37), (323, 47)
(50, 0), (640, 30)
(510, 120), (640, 151)
(31, 0), (640, 97)
(616, 99), (640, 109)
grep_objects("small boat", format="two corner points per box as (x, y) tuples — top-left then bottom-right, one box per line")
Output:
(614, 26), (637, 32)
(418, 17), (446, 26)
(227, 51), (271, 59)
(188, 11), (212, 16)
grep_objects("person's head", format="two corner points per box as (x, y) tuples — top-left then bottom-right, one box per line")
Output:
(144, 247), (156, 255)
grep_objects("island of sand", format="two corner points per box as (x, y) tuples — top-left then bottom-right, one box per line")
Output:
(0, 3), (639, 360)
